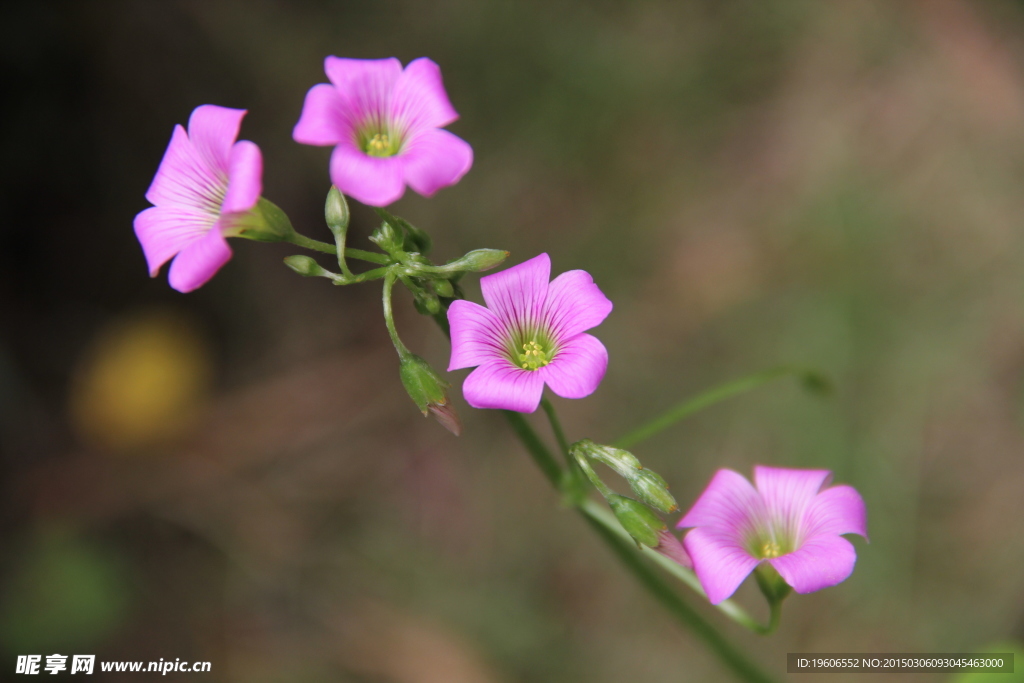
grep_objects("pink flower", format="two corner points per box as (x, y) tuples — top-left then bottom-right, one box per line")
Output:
(447, 253), (613, 413)
(292, 57), (473, 207)
(134, 105), (263, 293)
(677, 466), (867, 605)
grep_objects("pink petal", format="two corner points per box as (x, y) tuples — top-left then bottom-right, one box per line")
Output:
(401, 129), (473, 197)
(538, 333), (607, 399)
(480, 253), (551, 331)
(447, 299), (508, 371)
(683, 527), (760, 604)
(803, 485), (868, 539)
(544, 269), (614, 339)
(167, 225), (232, 293)
(145, 125), (225, 211)
(769, 535), (857, 594)
(293, 83), (349, 146)
(391, 57), (459, 130)
(677, 468), (765, 534)
(133, 206), (215, 277)
(324, 56), (402, 125)
(754, 466), (831, 540)
(187, 105), (246, 174)
(222, 140), (262, 214)
(329, 141), (406, 206)
(656, 529), (693, 569)
(461, 362), (545, 413)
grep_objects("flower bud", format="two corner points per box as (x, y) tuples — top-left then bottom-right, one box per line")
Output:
(412, 290), (442, 316)
(607, 494), (665, 548)
(325, 185), (350, 237)
(437, 249), (510, 274)
(375, 208), (431, 255)
(427, 401), (462, 436)
(629, 469), (678, 514)
(433, 279), (455, 298)
(369, 221), (403, 254)
(573, 439), (641, 479)
(398, 353), (460, 430)
(229, 198), (296, 243)
(284, 255), (331, 278)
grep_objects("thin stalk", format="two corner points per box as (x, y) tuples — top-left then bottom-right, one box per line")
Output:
(615, 366), (822, 449)
(501, 410), (562, 488)
(382, 269), (411, 358)
(582, 513), (780, 683)
(287, 232), (391, 265)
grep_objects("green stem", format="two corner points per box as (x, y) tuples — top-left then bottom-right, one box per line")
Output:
(581, 512), (780, 683)
(382, 269), (411, 358)
(540, 398), (571, 456)
(501, 411), (562, 487)
(287, 232), (391, 265)
(614, 366), (824, 449)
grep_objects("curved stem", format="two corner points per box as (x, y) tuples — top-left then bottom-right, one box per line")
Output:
(614, 366), (826, 449)
(382, 269), (411, 358)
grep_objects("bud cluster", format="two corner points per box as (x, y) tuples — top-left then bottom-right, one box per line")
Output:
(570, 440), (689, 568)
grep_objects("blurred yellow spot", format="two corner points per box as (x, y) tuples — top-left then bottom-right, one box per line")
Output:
(69, 311), (212, 453)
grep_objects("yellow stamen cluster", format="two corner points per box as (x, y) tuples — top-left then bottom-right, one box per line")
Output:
(367, 133), (391, 156)
(518, 340), (551, 371)
(760, 541), (782, 559)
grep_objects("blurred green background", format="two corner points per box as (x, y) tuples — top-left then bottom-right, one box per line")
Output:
(2, 1), (1024, 681)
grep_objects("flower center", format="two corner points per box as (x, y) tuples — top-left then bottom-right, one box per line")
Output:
(759, 541), (782, 559)
(359, 126), (403, 158)
(518, 339), (554, 371)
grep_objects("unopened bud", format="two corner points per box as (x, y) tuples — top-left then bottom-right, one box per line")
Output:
(438, 249), (509, 274)
(284, 255), (331, 278)
(399, 353), (449, 410)
(574, 439), (641, 479)
(369, 221), (403, 254)
(412, 291), (442, 316)
(427, 401), (462, 436)
(325, 186), (350, 237)
(375, 208), (431, 255)
(607, 494), (665, 548)
(630, 469), (678, 514)
(433, 279), (455, 298)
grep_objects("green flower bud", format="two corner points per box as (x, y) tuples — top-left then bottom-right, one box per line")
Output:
(433, 279), (455, 298)
(399, 355), (461, 435)
(325, 186), (350, 237)
(284, 255), (331, 278)
(369, 221), (403, 254)
(629, 469), (678, 514)
(229, 198), (296, 243)
(437, 249), (510, 274)
(412, 291), (442, 316)
(399, 353), (448, 411)
(375, 208), (431, 255)
(573, 439), (641, 479)
(607, 494), (665, 548)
